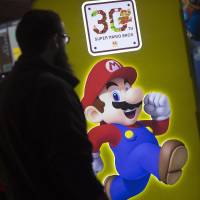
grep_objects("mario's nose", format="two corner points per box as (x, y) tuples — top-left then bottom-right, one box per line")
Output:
(125, 87), (144, 104)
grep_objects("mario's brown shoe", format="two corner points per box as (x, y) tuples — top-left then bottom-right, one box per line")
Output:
(159, 139), (188, 185)
(104, 175), (117, 200)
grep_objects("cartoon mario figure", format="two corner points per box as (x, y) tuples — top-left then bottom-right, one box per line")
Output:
(82, 59), (188, 200)
(118, 9), (132, 25)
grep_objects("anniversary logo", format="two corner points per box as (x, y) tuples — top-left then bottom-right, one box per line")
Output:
(82, 0), (142, 56)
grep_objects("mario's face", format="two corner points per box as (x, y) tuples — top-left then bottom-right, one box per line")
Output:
(85, 77), (144, 126)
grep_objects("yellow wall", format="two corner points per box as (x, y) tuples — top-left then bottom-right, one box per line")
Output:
(33, 0), (200, 199)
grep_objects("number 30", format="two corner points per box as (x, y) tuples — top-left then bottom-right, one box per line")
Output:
(91, 8), (132, 34)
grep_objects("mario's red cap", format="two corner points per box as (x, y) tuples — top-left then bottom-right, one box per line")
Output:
(82, 59), (137, 109)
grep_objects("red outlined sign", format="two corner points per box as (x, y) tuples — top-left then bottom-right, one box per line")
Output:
(82, 0), (142, 56)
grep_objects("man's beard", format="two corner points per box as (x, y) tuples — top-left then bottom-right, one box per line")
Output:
(54, 47), (74, 75)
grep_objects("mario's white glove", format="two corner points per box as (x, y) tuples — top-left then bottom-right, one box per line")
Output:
(92, 152), (103, 175)
(144, 92), (170, 120)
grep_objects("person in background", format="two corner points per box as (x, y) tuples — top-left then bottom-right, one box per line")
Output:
(0, 9), (108, 200)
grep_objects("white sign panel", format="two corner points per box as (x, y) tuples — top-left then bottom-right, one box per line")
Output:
(82, 0), (142, 56)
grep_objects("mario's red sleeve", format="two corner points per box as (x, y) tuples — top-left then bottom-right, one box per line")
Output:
(139, 118), (169, 135)
(88, 124), (121, 152)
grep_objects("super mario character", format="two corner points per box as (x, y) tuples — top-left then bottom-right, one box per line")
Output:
(82, 59), (188, 200)
(118, 9), (132, 25)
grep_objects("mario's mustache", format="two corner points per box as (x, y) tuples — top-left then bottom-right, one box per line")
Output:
(112, 101), (142, 110)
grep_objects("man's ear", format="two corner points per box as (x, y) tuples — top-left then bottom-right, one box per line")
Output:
(46, 34), (58, 51)
(84, 106), (103, 123)
(53, 34), (59, 48)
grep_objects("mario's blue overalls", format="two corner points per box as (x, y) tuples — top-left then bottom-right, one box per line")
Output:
(109, 123), (161, 200)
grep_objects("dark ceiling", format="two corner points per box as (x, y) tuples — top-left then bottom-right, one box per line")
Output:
(0, 0), (35, 24)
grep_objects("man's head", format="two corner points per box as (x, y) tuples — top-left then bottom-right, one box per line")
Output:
(82, 59), (144, 126)
(16, 9), (71, 71)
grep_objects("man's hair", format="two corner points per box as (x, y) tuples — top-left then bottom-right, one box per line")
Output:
(16, 9), (63, 55)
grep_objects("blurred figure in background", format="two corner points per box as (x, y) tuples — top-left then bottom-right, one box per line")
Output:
(182, 0), (200, 131)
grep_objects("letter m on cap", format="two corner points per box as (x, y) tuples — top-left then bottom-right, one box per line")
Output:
(106, 60), (121, 72)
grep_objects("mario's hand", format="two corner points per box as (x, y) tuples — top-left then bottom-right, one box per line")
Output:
(144, 93), (170, 120)
(92, 152), (103, 175)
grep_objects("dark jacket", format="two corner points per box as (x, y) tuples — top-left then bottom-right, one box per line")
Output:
(0, 55), (106, 200)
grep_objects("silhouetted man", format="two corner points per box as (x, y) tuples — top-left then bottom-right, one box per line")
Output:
(0, 9), (108, 200)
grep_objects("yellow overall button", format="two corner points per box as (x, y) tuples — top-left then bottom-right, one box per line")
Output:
(125, 130), (134, 139)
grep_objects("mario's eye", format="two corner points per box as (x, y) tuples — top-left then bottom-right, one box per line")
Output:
(125, 82), (131, 91)
(112, 90), (121, 102)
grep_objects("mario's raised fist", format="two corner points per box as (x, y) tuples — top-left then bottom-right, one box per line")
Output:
(144, 92), (171, 120)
